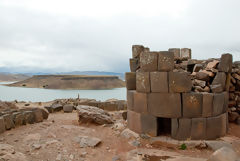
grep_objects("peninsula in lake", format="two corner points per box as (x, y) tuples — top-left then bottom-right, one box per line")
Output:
(7, 75), (125, 90)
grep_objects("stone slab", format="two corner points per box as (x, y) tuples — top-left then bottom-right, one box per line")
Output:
(141, 113), (158, 137)
(140, 52), (158, 72)
(136, 72), (150, 93)
(172, 118), (191, 140)
(202, 93), (213, 117)
(63, 104), (74, 113)
(150, 72), (168, 92)
(134, 92), (148, 114)
(148, 93), (181, 118)
(182, 93), (203, 118)
(218, 53), (233, 73)
(212, 72), (226, 92)
(213, 93), (224, 116)
(191, 118), (206, 140)
(158, 51), (174, 71)
(125, 72), (136, 90)
(127, 90), (135, 111)
(127, 110), (141, 134)
(169, 72), (192, 93)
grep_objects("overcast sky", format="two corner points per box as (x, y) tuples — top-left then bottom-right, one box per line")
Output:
(0, 0), (240, 73)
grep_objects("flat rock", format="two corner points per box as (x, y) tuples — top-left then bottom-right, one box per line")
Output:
(205, 141), (233, 151)
(76, 105), (113, 125)
(121, 129), (139, 139)
(74, 135), (101, 148)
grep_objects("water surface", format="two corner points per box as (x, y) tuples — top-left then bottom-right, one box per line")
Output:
(0, 82), (126, 102)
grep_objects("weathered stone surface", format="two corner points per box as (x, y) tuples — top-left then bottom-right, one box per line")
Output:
(136, 72), (150, 92)
(23, 111), (35, 124)
(193, 64), (203, 72)
(40, 108), (49, 119)
(44, 106), (53, 113)
(0, 144), (28, 161)
(181, 48), (191, 59)
(12, 112), (24, 126)
(218, 53), (233, 73)
(212, 72), (226, 92)
(76, 105), (113, 125)
(212, 93), (224, 116)
(207, 147), (238, 161)
(51, 103), (63, 112)
(223, 92), (229, 113)
(202, 93), (213, 117)
(32, 108), (43, 123)
(158, 51), (174, 71)
(201, 70), (215, 77)
(127, 110), (141, 134)
(206, 113), (227, 140)
(172, 118), (191, 140)
(140, 113), (158, 136)
(0, 117), (5, 133)
(140, 52), (158, 71)
(150, 72), (168, 92)
(148, 93), (181, 118)
(210, 84), (224, 93)
(2, 114), (14, 130)
(169, 72), (192, 93)
(206, 60), (219, 70)
(193, 79), (206, 88)
(132, 45), (145, 58)
(125, 72), (136, 90)
(121, 128), (139, 139)
(74, 136), (101, 148)
(127, 90), (135, 111)
(63, 104), (74, 113)
(168, 48), (180, 59)
(182, 93), (203, 118)
(191, 118), (206, 140)
(129, 58), (139, 72)
(134, 92), (148, 113)
(196, 72), (209, 81)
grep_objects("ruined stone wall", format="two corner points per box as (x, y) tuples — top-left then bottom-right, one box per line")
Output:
(125, 45), (231, 140)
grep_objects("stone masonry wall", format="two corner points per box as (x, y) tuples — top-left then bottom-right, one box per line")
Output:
(125, 45), (232, 140)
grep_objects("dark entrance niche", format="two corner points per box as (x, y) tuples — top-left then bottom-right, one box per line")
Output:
(157, 118), (171, 136)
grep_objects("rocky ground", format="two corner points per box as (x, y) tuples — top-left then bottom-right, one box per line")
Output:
(0, 106), (240, 161)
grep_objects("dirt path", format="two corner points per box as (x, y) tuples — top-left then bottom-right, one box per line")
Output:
(0, 111), (240, 161)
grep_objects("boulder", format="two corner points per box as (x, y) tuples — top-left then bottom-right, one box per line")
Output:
(23, 111), (35, 124)
(2, 114), (15, 130)
(76, 105), (113, 125)
(40, 108), (49, 119)
(63, 104), (74, 113)
(32, 108), (43, 123)
(12, 112), (24, 126)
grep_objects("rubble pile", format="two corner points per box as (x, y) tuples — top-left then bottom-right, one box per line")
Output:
(0, 107), (49, 134)
(125, 45), (230, 140)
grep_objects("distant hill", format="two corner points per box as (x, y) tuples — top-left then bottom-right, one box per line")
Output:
(7, 75), (125, 90)
(0, 73), (30, 82)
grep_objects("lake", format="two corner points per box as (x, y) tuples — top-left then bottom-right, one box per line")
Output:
(0, 82), (126, 102)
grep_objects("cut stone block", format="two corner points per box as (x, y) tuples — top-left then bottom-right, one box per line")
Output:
(202, 93), (213, 117)
(125, 72), (136, 90)
(40, 108), (49, 119)
(158, 51), (174, 71)
(182, 93), (203, 118)
(132, 45), (145, 58)
(181, 48), (191, 59)
(168, 48), (180, 59)
(23, 111), (35, 124)
(140, 113), (158, 136)
(191, 118), (206, 140)
(63, 104), (74, 113)
(218, 53), (233, 73)
(136, 72), (150, 92)
(212, 72), (226, 92)
(150, 72), (168, 92)
(148, 93), (181, 118)
(206, 113), (227, 140)
(32, 109), (43, 123)
(171, 118), (191, 140)
(129, 58), (139, 72)
(51, 103), (63, 112)
(223, 92), (229, 113)
(193, 64), (203, 72)
(127, 90), (135, 111)
(0, 117), (5, 133)
(2, 114), (15, 130)
(134, 92), (148, 114)
(213, 93), (224, 116)
(12, 112), (24, 126)
(127, 110), (141, 134)
(140, 52), (158, 71)
(210, 84), (224, 93)
(169, 72), (192, 93)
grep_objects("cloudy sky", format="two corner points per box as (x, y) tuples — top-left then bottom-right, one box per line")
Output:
(0, 0), (239, 73)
